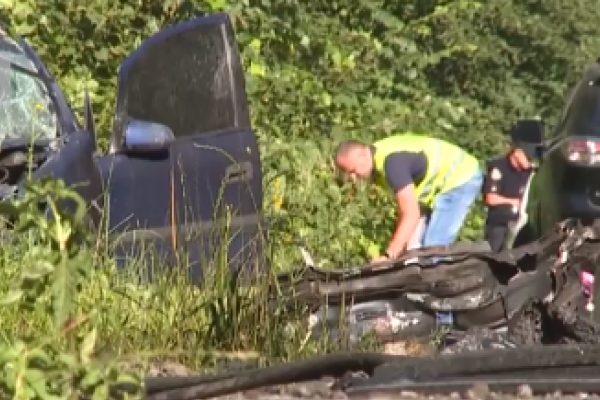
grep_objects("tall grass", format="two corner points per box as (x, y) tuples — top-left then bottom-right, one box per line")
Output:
(0, 180), (354, 379)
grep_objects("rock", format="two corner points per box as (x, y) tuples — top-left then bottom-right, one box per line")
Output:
(465, 382), (490, 400)
(399, 391), (419, 398)
(517, 384), (533, 398)
(147, 360), (194, 377)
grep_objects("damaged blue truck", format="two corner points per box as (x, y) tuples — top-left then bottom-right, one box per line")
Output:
(0, 13), (265, 282)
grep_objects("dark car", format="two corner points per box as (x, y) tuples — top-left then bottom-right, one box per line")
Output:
(0, 13), (266, 283)
(509, 61), (600, 246)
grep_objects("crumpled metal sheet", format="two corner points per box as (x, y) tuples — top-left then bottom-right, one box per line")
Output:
(406, 286), (495, 311)
(275, 221), (574, 308)
(440, 328), (518, 355)
(278, 218), (600, 352)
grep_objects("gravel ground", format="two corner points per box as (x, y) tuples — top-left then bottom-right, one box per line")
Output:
(141, 312), (600, 400)
(193, 379), (600, 400)
(143, 361), (600, 400)
(144, 332), (600, 400)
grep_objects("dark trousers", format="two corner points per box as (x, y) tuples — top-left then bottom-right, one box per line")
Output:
(484, 222), (522, 282)
(484, 223), (509, 253)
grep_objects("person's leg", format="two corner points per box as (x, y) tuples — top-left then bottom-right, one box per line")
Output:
(484, 223), (508, 252)
(484, 223), (520, 281)
(421, 168), (484, 247)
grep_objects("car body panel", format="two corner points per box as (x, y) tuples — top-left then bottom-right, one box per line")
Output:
(97, 13), (265, 282)
(30, 131), (104, 224)
(522, 62), (600, 241)
(4, 40), (104, 224)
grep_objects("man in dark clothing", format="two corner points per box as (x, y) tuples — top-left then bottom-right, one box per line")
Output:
(483, 147), (534, 252)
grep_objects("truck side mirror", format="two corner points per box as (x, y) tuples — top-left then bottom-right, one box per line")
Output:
(123, 119), (175, 153)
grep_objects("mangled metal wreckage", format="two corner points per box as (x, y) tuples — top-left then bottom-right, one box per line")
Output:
(138, 225), (600, 399)
(273, 218), (600, 348)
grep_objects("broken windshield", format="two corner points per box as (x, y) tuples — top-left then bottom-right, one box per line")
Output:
(0, 35), (57, 145)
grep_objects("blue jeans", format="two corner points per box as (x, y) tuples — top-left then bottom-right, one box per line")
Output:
(418, 168), (484, 247)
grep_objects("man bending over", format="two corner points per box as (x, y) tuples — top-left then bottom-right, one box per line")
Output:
(334, 133), (483, 262)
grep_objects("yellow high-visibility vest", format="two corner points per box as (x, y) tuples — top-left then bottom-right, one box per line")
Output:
(373, 133), (480, 207)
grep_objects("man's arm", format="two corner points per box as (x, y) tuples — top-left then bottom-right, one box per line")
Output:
(382, 152), (424, 258)
(387, 183), (421, 257)
(485, 192), (520, 207)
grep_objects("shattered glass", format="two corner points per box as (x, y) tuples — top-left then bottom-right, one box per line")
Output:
(0, 35), (57, 145)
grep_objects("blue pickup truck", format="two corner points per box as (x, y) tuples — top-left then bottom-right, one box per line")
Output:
(0, 13), (266, 283)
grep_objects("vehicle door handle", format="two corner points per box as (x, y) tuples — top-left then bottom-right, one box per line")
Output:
(225, 161), (253, 184)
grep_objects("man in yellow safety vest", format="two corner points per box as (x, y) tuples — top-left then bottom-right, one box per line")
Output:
(334, 133), (483, 262)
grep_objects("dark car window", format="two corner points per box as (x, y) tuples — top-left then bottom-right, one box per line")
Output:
(122, 21), (250, 138)
(554, 81), (583, 138)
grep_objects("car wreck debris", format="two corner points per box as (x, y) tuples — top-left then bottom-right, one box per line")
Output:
(272, 218), (600, 348)
(110, 218), (600, 400)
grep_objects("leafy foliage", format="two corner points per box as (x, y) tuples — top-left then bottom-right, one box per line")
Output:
(0, 179), (141, 400)
(3, 0), (600, 267)
(0, 0), (598, 395)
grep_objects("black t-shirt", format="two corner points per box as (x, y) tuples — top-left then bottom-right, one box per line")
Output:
(380, 151), (428, 193)
(483, 156), (533, 224)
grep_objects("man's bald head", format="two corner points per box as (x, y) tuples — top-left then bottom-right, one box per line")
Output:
(334, 140), (368, 159)
(333, 139), (374, 182)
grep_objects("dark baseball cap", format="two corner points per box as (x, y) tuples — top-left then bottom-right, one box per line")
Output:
(508, 119), (545, 160)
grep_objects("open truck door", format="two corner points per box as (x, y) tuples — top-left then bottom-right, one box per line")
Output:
(97, 14), (266, 283)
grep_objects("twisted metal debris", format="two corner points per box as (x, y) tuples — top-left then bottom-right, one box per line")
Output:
(272, 218), (600, 349)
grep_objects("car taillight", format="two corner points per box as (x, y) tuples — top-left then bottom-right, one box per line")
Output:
(561, 138), (600, 166)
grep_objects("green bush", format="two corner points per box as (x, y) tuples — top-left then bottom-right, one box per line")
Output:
(0, 0), (599, 396)
(4, 0), (600, 267)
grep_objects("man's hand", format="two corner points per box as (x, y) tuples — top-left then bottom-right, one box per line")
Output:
(371, 255), (389, 263)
